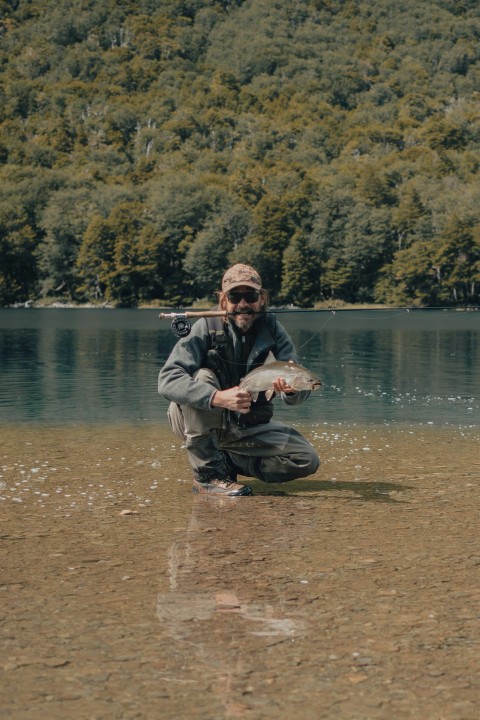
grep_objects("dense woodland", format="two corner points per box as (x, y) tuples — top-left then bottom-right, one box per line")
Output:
(1, 0), (480, 307)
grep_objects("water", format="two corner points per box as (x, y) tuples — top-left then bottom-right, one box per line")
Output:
(2, 422), (479, 719)
(2, 310), (480, 720)
(0, 308), (479, 425)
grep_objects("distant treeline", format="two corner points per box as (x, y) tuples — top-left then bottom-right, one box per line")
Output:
(1, 0), (479, 307)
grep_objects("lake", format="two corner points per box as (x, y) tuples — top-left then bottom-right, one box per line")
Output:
(0, 307), (478, 426)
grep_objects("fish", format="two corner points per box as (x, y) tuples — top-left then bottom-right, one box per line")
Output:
(239, 352), (322, 401)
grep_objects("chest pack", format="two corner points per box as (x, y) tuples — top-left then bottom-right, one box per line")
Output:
(204, 315), (276, 427)
(205, 315), (235, 389)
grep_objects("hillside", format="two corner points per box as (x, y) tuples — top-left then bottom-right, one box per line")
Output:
(1, 0), (479, 307)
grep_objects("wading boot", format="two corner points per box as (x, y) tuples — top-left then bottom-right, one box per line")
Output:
(192, 477), (253, 496)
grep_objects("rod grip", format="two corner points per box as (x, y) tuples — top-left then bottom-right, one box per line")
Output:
(159, 310), (227, 319)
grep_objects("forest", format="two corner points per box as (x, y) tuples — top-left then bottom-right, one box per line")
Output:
(1, 0), (479, 307)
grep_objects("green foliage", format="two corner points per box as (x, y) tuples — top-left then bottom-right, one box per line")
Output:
(281, 233), (321, 307)
(433, 216), (480, 304)
(76, 201), (165, 305)
(0, 208), (38, 304)
(37, 187), (95, 299)
(184, 199), (252, 297)
(1, 0), (480, 306)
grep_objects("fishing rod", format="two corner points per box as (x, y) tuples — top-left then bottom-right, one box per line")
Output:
(158, 308), (341, 336)
(159, 305), (479, 337)
(159, 310), (233, 337)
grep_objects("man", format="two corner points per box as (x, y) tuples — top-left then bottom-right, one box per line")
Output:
(158, 263), (320, 496)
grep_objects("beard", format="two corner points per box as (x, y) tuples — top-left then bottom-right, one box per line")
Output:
(232, 309), (258, 333)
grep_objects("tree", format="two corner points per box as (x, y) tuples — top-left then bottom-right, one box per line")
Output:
(145, 174), (218, 303)
(76, 215), (116, 300)
(100, 201), (150, 305)
(183, 202), (252, 298)
(247, 185), (313, 299)
(37, 188), (94, 299)
(0, 209), (38, 304)
(280, 232), (321, 307)
(374, 240), (439, 306)
(2, 0), (480, 308)
(433, 217), (480, 304)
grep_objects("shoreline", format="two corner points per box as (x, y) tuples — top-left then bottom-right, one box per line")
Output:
(4, 300), (469, 312)
(7, 299), (390, 311)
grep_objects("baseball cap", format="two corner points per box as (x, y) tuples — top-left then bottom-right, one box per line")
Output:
(221, 263), (262, 292)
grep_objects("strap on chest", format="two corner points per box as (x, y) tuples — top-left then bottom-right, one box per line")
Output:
(206, 315), (228, 349)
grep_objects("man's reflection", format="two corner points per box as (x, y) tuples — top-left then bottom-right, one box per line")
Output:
(156, 495), (304, 716)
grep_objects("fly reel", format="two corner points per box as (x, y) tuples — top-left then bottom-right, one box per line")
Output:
(159, 310), (228, 337)
(170, 315), (192, 337)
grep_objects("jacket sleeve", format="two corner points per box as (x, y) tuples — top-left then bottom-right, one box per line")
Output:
(273, 319), (310, 406)
(157, 319), (217, 410)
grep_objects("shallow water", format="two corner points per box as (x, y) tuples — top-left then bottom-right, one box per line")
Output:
(1, 423), (479, 719)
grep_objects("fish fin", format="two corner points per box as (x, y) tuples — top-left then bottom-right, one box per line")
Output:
(263, 351), (276, 365)
(250, 392), (259, 402)
(265, 388), (275, 401)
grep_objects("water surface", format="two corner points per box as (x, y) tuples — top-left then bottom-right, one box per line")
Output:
(1, 308), (479, 718)
(0, 308), (478, 425)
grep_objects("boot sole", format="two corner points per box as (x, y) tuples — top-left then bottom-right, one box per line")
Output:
(192, 485), (253, 496)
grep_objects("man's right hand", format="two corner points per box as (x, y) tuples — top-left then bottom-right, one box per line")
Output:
(211, 387), (252, 414)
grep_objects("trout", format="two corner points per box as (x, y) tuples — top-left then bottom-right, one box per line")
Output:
(239, 352), (322, 401)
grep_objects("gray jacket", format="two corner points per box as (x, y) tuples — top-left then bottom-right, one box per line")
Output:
(158, 314), (309, 410)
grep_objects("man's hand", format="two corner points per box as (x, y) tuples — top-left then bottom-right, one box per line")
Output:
(211, 387), (253, 414)
(272, 377), (296, 395)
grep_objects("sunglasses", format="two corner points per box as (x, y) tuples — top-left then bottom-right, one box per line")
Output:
(226, 290), (260, 304)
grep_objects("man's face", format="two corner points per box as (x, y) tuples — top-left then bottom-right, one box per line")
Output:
(224, 285), (264, 333)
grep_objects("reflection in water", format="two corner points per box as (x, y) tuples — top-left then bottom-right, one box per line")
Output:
(0, 308), (479, 425)
(0, 310), (173, 424)
(160, 496), (301, 633)
(157, 496), (304, 716)
(294, 320), (479, 426)
(155, 470), (413, 718)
